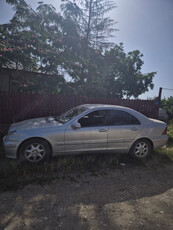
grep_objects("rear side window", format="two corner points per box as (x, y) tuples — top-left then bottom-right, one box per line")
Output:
(107, 110), (141, 126)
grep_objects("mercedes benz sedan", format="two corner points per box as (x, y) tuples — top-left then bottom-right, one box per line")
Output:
(3, 104), (168, 163)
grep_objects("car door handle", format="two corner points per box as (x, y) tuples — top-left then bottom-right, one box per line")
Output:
(130, 127), (138, 131)
(99, 128), (108, 132)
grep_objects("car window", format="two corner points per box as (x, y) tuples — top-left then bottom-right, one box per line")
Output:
(106, 110), (141, 126)
(56, 105), (88, 124)
(78, 110), (108, 127)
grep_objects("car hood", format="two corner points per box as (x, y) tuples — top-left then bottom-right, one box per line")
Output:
(9, 117), (62, 132)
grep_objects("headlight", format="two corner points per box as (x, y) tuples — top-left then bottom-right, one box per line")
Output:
(4, 131), (16, 141)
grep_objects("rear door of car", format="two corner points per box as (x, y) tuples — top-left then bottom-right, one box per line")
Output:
(107, 110), (143, 151)
(64, 110), (109, 153)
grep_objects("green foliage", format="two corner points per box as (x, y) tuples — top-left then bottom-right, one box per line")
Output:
(104, 44), (156, 98)
(153, 123), (173, 162)
(0, 0), (156, 97)
(167, 121), (173, 146)
(161, 97), (173, 120)
(61, 0), (117, 48)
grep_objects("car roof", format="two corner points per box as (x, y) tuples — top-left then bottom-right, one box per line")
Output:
(82, 104), (135, 111)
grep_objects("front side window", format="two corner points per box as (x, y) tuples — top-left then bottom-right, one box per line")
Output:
(106, 110), (141, 126)
(78, 110), (108, 127)
(56, 106), (88, 124)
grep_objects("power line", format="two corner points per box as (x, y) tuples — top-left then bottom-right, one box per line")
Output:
(162, 88), (173, 91)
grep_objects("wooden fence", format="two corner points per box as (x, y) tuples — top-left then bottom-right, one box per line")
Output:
(0, 92), (159, 124)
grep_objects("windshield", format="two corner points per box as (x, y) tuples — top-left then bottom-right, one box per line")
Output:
(55, 105), (88, 124)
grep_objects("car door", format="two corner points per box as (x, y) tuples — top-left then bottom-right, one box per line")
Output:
(107, 110), (143, 151)
(64, 110), (109, 153)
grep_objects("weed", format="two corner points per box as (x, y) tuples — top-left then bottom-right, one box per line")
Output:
(167, 121), (173, 146)
(152, 122), (173, 162)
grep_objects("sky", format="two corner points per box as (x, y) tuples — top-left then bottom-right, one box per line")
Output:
(0, 0), (173, 99)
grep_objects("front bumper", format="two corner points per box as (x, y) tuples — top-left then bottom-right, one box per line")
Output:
(3, 136), (20, 159)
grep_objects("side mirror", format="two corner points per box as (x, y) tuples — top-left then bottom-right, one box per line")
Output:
(71, 122), (81, 129)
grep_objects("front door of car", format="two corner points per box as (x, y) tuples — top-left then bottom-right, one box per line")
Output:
(107, 110), (143, 151)
(64, 110), (109, 153)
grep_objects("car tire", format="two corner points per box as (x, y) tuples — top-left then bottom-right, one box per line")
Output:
(129, 139), (152, 160)
(19, 138), (51, 163)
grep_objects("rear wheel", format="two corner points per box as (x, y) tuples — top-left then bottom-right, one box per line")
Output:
(19, 138), (51, 163)
(130, 139), (152, 159)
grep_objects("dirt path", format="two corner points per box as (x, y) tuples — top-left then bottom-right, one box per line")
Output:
(0, 164), (173, 230)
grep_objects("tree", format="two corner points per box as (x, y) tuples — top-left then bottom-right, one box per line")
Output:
(1, 1), (65, 73)
(0, 0), (156, 98)
(104, 43), (156, 98)
(60, 1), (156, 98)
(61, 0), (116, 48)
(60, 0), (117, 96)
(0, 0), (81, 93)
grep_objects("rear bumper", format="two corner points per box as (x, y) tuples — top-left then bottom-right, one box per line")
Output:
(152, 135), (168, 149)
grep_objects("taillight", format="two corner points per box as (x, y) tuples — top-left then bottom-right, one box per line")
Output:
(162, 127), (167, 135)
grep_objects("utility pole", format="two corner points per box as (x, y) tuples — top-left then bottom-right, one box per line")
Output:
(158, 87), (162, 104)
(156, 87), (162, 119)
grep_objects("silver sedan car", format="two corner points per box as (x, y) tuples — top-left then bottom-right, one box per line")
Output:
(3, 104), (168, 163)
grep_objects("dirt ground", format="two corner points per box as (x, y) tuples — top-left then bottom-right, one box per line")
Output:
(0, 163), (173, 230)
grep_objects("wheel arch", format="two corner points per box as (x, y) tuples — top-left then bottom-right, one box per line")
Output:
(17, 137), (53, 159)
(130, 137), (154, 151)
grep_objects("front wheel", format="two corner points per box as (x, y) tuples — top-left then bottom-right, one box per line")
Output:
(129, 139), (152, 159)
(19, 138), (51, 163)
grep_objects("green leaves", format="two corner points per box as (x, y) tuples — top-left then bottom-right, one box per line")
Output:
(161, 97), (173, 120)
(1, 0), (155, 98)
(104, 44), (156, 98)
(61, 0), (117, 48)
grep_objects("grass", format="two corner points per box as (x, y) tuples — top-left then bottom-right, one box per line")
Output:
(167, 121), (173, 146)
(0, 153), (119, 178)
(0, 121), (172, 192)
(155, 121), (173, 162)
(150, 121), (173, 163)
(0, 148), (120, 192)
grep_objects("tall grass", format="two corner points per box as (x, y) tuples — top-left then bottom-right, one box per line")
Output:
(0, 152), (120, 191)
(167, 121), (173, 146)
(0, 153), (120, 178)
(152, 121), (173, 162)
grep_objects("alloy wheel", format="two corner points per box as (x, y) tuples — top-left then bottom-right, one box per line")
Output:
(134, 142), (149, 158)
(24, 143), (46, 162)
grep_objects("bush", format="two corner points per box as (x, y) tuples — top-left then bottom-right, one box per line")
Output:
(161, 97), (173, 120)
